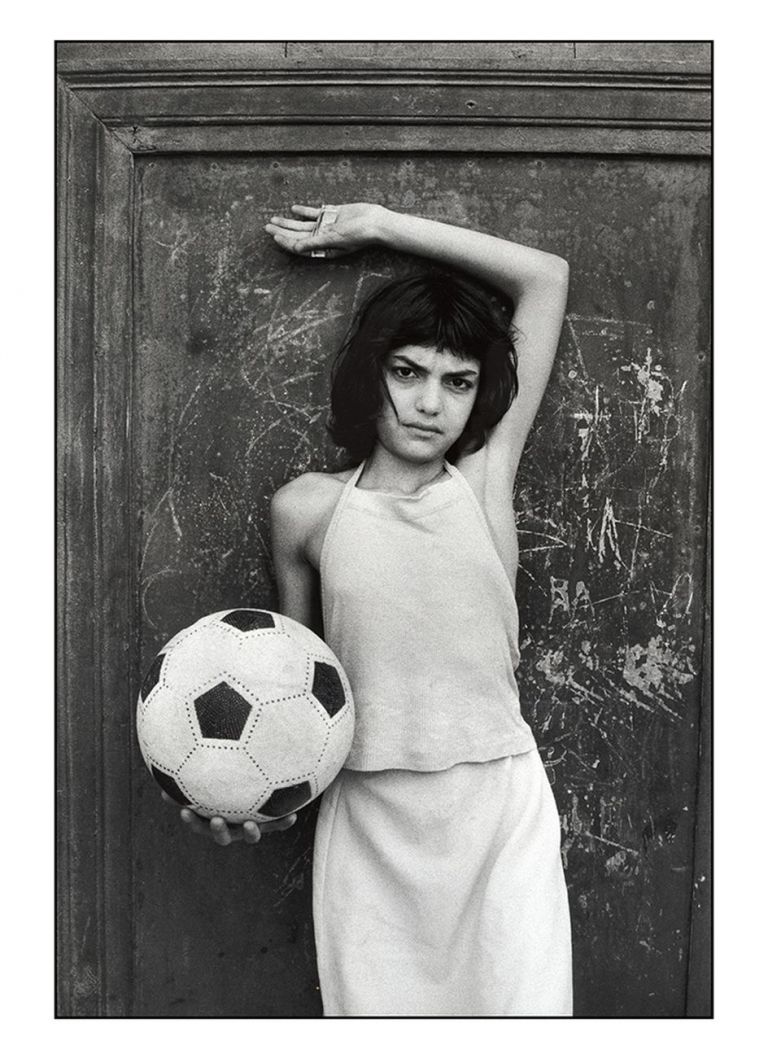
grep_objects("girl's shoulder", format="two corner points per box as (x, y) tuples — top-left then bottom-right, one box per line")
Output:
(272, 467), (354, 506)
(271, 469), (355, 561)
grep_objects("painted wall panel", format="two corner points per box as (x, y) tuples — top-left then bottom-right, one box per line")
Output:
(130, 152), (709, 1016)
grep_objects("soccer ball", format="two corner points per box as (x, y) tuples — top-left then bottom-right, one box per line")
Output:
(136, 609), (354, 823)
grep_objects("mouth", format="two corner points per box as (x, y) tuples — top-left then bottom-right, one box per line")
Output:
(403, 423), (442, 435)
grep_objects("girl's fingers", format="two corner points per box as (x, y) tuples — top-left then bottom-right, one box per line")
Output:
(261, 813), (298, 832)
(268, 215), (315, 232)
(290, 204), (323, 218)
(266, 224), (345, 259)
(180, 808), (207, 835)
(178, 805), (294, 842)
(265, 226), (306, 248)
(267, 229), (317, 257)
(243, 821), (262, 844)
(209, 817), (232, 846)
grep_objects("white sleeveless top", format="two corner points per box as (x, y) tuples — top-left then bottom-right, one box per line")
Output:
(320, 460), (537, 771)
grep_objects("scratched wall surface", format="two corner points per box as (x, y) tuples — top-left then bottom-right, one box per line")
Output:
(133, 154), (709, 1016)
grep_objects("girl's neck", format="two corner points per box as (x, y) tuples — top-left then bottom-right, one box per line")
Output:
(359, 445), (447, 496)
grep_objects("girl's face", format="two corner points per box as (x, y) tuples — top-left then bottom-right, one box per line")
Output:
(376, 344), (480, 462)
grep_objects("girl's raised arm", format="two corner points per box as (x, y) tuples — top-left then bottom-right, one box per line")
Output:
(266, 203), (569, 482)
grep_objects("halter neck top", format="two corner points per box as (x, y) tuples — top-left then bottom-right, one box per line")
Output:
(320, 460), (536, 771)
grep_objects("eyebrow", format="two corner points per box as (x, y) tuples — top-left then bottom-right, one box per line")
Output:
(390, 353), (480, 379)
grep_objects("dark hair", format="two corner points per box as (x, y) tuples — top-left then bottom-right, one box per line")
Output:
(327, 270), (518, 463)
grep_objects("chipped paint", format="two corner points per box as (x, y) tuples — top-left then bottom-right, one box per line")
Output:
(625, 349), (667, 441)
(623, 636), (695, 698)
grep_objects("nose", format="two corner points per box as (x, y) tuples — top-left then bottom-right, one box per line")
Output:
(415, 380), (442, 416)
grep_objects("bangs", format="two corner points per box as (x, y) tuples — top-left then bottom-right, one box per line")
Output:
(358, 272), (504, 364)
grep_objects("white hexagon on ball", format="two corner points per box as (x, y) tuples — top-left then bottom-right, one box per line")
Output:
(246, 695), (329, 783)
(178, 746), (270, 822)
(161, 621), (245, 699)
(230, 633), (311, 704)
(138, 691), (197, 770)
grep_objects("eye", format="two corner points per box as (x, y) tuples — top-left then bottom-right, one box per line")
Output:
(447, 377), (475, 391)
(391, 365), (417, 380)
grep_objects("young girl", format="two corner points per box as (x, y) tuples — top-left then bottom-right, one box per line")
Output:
(176, 202), (572, 1016)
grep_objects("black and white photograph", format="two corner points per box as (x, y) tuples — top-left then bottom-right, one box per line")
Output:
(55, 39), (712, 1019)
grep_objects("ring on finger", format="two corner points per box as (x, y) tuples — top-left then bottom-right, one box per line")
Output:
(310, 204), (338, 258)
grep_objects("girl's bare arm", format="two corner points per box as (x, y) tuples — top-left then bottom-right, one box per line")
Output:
(270, 477), (325, 635)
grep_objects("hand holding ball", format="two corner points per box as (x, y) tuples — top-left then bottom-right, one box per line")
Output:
(137, 610), (354, 824)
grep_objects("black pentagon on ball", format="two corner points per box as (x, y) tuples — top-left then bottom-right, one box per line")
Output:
(311, 661), (346, 717)
(140, 652), (165, 702)
(259, 781), (312, 818)
(221, 609), (276, 632)
(151, 766), (190, 806)
(194, 681), (252, 740)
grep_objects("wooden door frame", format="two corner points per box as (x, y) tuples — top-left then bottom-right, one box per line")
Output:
(56, 41), (712, 1016)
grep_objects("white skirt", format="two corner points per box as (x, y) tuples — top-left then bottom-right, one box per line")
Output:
(312, 749), (572, 1016)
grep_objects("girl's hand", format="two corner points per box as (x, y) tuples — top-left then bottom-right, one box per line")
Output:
(161, 791), (297, 846)
(265, 203), (387, 259)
